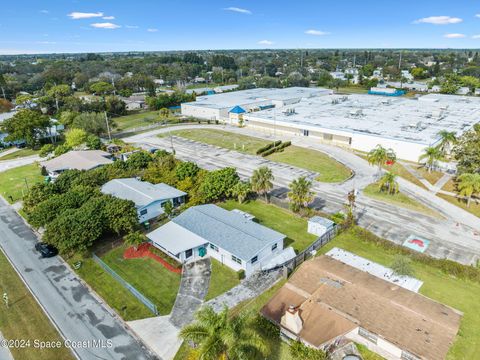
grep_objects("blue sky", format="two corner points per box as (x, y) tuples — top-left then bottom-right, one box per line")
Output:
(2, 1), (480, 54)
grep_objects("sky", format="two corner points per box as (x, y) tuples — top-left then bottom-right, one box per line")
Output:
(2, 0), (480, 54)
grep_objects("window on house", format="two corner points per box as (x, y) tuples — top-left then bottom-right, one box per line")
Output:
(358, 328), (377, 344)
(185, 249), (193, 258)
(209, 243), (219, 252)
(231, 255), (242, 265)
(251, 256), (258, 264)
(271, 243), (278, 251)
(140, 209), (148, 216)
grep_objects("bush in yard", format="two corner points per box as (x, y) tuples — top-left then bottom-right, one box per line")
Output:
(200, 167), (240, 202)
(103, 196), (138, 234)
(126, 151), (153, 170)
(124, 231), (146, 251)
(39, 143), (55, 157)
(391, 255), (415, 277)
(54, 144), (72, 157)
(86, 134), (102, 150)
(176, 161), (200, 181)
(230, 181), (252, 204)
(238, 269), (246, 280)
(290, 341), (327, 360)
(65, 128), (88, 148)
(23, 182), (58, 213)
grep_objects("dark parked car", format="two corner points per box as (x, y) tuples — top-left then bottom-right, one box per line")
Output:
(35, 242), (58, 258)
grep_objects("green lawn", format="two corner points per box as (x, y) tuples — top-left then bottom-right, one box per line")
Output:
(101, 245), (181, 315)
(437, 193), (480, 218)
(0, 163), (43, 203)
(205, 258), (240, 301)
(268, 146), (352, 182)
(442, 178), (457, 193)
(363, 183), (440, 218)
(415, 166), (444, 185)
(334, 86), (369, 94)
(168, 129), (351, 182)
(319, 228), (480, 360)
(166, 128), (269, 155)
(72, 257), (154, 321)
(114, 110), (162, 131)
(219, 200), (317, 253)
(0, 148), (39, 160)
(0, 250), (75, 360)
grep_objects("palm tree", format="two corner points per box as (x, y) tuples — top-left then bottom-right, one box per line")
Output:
(457, 173), (480, 207)
(230, 181), (251, 204)
(378, 172), (399, 195)
(251, 166), (274, 203)
(180, 306), (268, 360)
(288, 176), (314, 212)
(419, 146), (442, 173)
(124, 231), (146, 251)
(367, 145), (396, 176)
(436, 130), (457, 158)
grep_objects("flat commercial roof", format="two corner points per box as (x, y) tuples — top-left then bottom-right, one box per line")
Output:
(183, 87), (331, 110)
(262, 256), (462, 359)
(245, 93), (480, 145)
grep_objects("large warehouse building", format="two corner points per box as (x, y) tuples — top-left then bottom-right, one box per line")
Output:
(181, 87), (331, 121)
(181, 88), (480, 162)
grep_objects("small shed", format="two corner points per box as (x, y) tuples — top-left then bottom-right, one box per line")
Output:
(307, 216), (335, 236)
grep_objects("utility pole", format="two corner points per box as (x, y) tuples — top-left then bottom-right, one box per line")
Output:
(0, 86), (5, 99)
(398, 52), (402, 70)
(104, 111), (112, 141)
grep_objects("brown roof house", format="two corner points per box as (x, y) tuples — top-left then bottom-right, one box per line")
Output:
(261, 256), (462, 360)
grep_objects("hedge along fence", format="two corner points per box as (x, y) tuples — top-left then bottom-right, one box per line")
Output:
(350, 226), (480, 284)
(256, 140), (292, 157)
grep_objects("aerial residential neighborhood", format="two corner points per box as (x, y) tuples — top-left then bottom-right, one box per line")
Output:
(1, 2), (480, 360)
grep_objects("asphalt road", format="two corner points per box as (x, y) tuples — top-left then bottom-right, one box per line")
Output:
(126, 126), (480, 265)
(0, 198), (157, 360)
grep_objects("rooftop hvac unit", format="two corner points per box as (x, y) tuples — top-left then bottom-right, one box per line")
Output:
(349, 109), (363, 117)
(282, 108), (296, 116)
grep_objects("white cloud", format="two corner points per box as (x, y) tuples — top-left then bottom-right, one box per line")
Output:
(126, 25), (139, 29)
(476, 14), (480, 18)
(472, 34), (480, 39)
(305, 29), (330, 36)
(102, 16), (115, 20)
(223, 7), (251, 14)
(258, 40), (274, 45)
(36, 41), (56, 44)
(90, 22), (121, 29)
(444, 33), (466, 38)
(414, 16), (462, 25)
(68, 12), (104, 20)
(40, 10), (49, 14)
(147, 28), (158, 32)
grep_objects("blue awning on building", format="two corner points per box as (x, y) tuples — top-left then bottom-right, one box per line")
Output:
(229, 105), (246, 114)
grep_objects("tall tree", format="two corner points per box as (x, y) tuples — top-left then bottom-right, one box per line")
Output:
(367, 145), (396, 176)
(436, 130), (457, 158)
(378, 172), (399, 195)
(1, 109), (50, 148)
(419, 146), (442, 173)
(287, 176), (314, 212)
(457, 173), (480, 207)
(251, 166), (274, 203)
(180, 306), (267, 360)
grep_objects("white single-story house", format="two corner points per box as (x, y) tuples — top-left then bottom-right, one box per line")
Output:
(101, 178), (186, 222)
(146, 204), (286, 275)
(41, 150), (113, 179)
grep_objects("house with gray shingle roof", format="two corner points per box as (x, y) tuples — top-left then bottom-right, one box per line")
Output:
(146, 204), (286, 275)
(101, 178), (186, 222)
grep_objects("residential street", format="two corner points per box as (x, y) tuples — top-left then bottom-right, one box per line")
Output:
(125, 125), (480, 265)
(0, 155), (39, 173)
(0, 198), (157, 360)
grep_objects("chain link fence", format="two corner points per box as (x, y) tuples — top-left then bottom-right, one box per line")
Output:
(92, 254), (158, 315)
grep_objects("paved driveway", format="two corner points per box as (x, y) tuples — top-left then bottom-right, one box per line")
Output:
(0, 155), (40, 173)
(0, 199), (156, 360)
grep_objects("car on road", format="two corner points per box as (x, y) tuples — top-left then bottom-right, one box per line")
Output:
(35, 242), (58, 258)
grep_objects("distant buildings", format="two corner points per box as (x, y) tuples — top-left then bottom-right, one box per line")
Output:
(262, 255), (462, 360)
